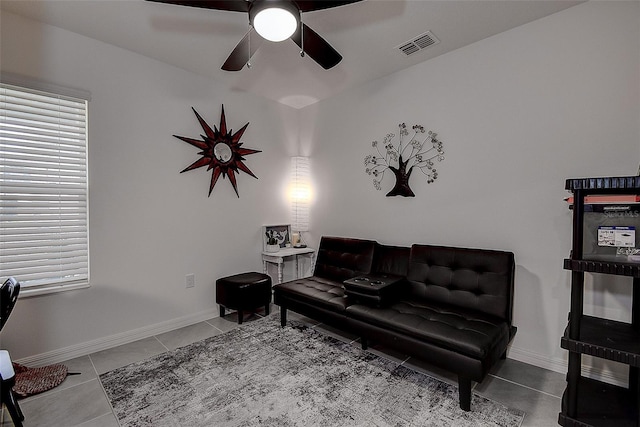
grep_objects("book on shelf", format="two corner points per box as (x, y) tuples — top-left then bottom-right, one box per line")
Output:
(578, 203), (640, 213)
(565, 195), (640, 204)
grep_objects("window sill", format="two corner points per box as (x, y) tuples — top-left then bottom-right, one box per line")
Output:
(19, 282), (90, 298)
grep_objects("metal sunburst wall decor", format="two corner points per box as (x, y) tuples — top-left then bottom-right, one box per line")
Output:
(174, 105), (261, 197)
(364, 123), (445, 197)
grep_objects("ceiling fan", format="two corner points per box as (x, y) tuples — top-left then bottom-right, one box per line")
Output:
(147, 0), (363, 71)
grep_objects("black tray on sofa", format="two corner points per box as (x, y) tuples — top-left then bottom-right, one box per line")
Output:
(343, 274), (403, 307)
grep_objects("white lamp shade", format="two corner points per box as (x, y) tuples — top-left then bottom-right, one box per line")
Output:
(254, 7), (298, 42)
(291, 157), (310, 232)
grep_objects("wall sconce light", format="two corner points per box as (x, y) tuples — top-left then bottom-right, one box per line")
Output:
(291, 156), (310, 247)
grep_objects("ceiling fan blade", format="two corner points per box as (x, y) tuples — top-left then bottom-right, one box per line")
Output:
(222, 28), (264, 71)
(145, 0), (250, 13)
(291, 23), (342, 70)
(294, 0), (362, 13)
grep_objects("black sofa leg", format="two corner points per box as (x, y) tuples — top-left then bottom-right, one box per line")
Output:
(361, 337), (368, 350)
(280, 307), (287, 327)
(458, 377), (471, 411)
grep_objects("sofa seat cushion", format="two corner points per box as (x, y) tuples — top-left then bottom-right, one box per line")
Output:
(274, 276), (349, 311)
(346, 299), (509, 360)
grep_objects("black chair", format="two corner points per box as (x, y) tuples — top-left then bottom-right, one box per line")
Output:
(1, 277), (24, 427)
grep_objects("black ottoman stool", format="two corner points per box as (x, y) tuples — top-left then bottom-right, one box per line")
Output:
(216, 272), (272, 324)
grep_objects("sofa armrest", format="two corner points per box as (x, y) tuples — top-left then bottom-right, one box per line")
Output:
(343, 274), (406, 307)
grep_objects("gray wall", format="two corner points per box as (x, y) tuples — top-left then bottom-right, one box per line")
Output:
(1, 10), (298, 361)
(300, 1), (640, 382)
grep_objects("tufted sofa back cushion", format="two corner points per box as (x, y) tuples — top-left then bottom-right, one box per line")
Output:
(314, 237), (376, 283)
(372, 244), (410, 277)
(406, 245), (515, 323)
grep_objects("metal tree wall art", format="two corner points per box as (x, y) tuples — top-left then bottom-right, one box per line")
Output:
(174, 105), (260, 197)
(364, 123), (445, 197)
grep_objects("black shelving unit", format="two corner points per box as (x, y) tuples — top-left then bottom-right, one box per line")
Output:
(559, 176), (640, 427)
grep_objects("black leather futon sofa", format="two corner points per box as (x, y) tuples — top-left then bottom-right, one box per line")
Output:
(273, 236), (517, 411)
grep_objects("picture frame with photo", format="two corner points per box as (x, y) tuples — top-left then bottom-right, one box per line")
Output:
(263, 224), (291, 252)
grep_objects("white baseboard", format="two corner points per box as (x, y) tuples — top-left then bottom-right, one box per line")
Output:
(507, 345), (568, 375)
(508, 345), (628, 387)
(15, 308), (219, 367)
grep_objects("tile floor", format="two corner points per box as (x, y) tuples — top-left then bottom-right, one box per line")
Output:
(1, 306), (564, 426)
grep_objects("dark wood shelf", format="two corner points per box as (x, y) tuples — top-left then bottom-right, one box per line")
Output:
(561, 316), (640, 366)
(558, 376), (637, 427)
(564, 258), (640, 278)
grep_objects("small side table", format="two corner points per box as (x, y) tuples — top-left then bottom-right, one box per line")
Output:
(262, 247), (315, 284)
(343, 274), (404, 307)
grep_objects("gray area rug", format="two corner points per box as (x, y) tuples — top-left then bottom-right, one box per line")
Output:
(101, 315), (524, 426)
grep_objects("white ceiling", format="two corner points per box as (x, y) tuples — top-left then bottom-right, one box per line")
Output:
(1, 0), (583, 109)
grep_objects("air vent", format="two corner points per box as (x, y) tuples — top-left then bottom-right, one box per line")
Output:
(396, 31), (439, 56)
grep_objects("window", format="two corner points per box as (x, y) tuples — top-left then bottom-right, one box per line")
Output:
(0, 82), (89, 296)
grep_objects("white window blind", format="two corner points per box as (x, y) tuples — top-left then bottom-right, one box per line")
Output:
(0, 83), (89, 296)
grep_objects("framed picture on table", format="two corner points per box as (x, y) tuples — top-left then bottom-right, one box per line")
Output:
(263, 224), (291, 252)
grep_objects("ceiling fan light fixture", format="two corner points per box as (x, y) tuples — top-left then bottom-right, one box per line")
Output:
(250, 0), (299, 42)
